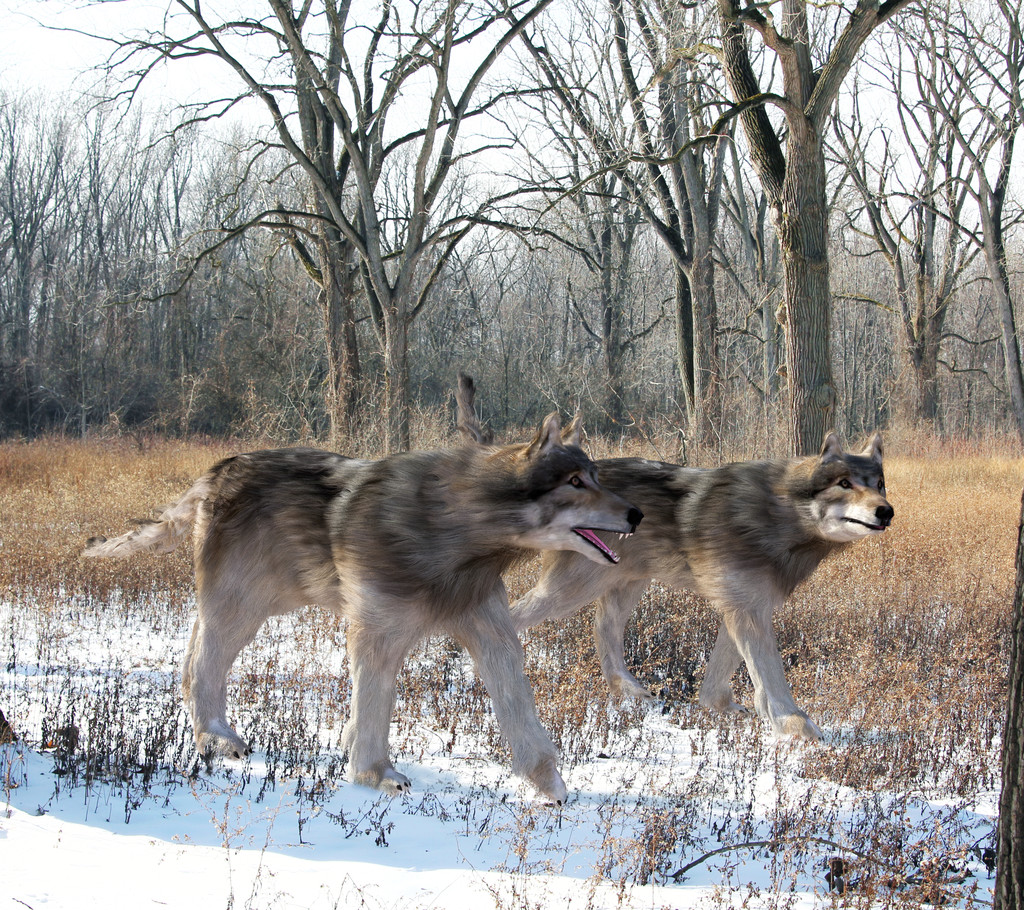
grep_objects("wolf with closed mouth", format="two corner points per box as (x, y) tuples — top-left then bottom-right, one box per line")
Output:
(84, 393), (642, 802)
(501, 424), (893, 741)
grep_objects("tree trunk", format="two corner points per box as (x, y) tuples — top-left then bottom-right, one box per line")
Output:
(689, 236), (721, 449)
(383, 308), (411, 454)
(762, 292), (781, 441)
(600, 219), (627, 428)
(318, 230), (361, 443)
(995, 490), (1024, 910)
(774, 122), (835, 455)
(985, 238), (1024, 447)
(908, 328), (942, 427)
(673, 265), (696, 431)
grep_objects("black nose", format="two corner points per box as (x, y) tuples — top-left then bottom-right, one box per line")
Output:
(876, 504), (894, 526)
(627, 507), (644, 531)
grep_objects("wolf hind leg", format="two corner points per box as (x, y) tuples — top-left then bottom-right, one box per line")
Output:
(182, 598), (270, 760)
(698, 621), (748, 715)
(593, 579), (654, 700)
(450, 589), (566, 804)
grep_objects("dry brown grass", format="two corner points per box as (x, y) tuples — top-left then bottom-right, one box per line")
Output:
(0, 433), (1017, 904)
(1, 436), (1017, 748)
(0, 436), (236, 605)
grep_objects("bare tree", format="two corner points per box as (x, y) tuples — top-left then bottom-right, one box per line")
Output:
(560, 177), (654, 428)
(715, 0), (913, 454)
(505, 85), (664, 428)
(830, 35), (978, 429)
(100, 0), (553, 451)
(0, 91), (71, 430)
(518, 0), (728, 447)
(911, 0), (1024, 446)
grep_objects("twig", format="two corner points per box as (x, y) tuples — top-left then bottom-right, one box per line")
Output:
(670, 835), (895, 883)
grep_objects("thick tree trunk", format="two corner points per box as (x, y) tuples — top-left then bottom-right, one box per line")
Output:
(995, 490), (1024, 910)
(986, 239), (1024, 447)
(774, 124), (835, 455)
(907, 332), (941, 427)
(689, 237), (721, 449)
(318, 231), (361, 443)
(383, 311), (411, 454)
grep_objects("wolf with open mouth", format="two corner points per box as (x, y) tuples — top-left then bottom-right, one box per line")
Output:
(84, 386), (642, 804)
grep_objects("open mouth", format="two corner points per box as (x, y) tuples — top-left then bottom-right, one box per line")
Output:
(843, 517), (888, 532)
(572, 528), (628, 563)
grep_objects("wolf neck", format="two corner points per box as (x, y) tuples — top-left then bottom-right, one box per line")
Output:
(767, 459), (848, 594)
(362, 446), (528, 613)
(696, 458), (846, 597)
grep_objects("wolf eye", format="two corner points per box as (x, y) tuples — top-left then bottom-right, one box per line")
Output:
(878, 479), (886, 492)
(568, 475), (584, 488)
(838, 478), (852, 489)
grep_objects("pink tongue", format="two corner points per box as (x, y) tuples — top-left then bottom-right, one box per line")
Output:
(574, 528), (620, 563)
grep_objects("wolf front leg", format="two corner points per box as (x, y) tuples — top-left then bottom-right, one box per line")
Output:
(341, 620), (423, 794)
(450, 588), (567, 804)
(510, 551), (616, 631)
(714, 589), (822, 741)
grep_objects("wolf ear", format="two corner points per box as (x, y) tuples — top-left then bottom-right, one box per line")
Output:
(819, 432), (843, 463)
(525, 412), (563, 458)
(561, 412), (584, 448)
(861, 431), (883, 464)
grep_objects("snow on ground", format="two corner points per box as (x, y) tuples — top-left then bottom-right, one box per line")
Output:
(0, 596), (1000, 909)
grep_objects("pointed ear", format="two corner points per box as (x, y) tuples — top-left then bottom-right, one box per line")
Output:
(819, 432), (843, 463)
(525, 412), (563, 458)
(861, 431), (883, 464)
(561, 412), (583, 448)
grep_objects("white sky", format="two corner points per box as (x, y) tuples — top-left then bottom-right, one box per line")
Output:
(3, 2), (142, 93)
(0, 0), (246, 108)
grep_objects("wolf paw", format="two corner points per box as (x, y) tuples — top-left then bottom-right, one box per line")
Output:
(776, 713), (823, 742)
(608, 673), (655, 702)
(528, 756), (567, 806)
(198, 724), (251, 761)
(352, 764), (412, 794)
(700, 691), (749, 715)
(378, 769), (412, 795)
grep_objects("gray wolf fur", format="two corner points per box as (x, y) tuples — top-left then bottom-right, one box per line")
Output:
(83, 399), (643, 803)
(507, 433), (893, 740)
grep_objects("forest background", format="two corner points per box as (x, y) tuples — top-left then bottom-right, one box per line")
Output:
(1, 0), (1022, 458)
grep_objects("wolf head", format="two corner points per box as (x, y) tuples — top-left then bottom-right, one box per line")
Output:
(798, 432), (894, 543)
(455, 373), (643, 564)
(489, 411), (644, 564)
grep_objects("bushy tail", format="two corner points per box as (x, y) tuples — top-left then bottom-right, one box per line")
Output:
(82, 477), (210, 559)
(455, 372), (494, 445)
